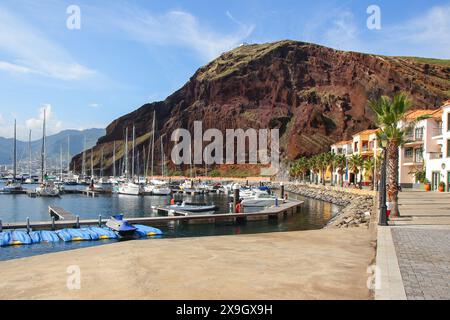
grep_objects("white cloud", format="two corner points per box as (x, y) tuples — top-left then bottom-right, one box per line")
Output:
(25, 104), (62, 136)
(0, 104), (63, 139)
(322, 11), (361, 51)
(109, 6), (254, 60)
(88, 103), (100, 108)
(385, 5), (450, 57)
(0, 5), (97, 80)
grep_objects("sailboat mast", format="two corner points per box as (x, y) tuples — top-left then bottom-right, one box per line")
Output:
(132, 125), (135, 178)
(41, 109), (46, 182)
(13, 119), (17, 180)
(113, 140), (116, 177)
(90, 148), (94, 178)
(151, 111), (155, 178)
(124, 127), (129, 179)
(29, 130), (32, 180)
(60, 145), (63, 181)
(100, 147), (104, 178)
(82, 136), (86, 177)
(67, 136), (70, 173)
(160, 134), (165, 177)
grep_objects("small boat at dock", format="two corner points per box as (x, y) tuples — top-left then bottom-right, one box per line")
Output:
(169, 201), (218, 213)
(106, 214), (137, 236)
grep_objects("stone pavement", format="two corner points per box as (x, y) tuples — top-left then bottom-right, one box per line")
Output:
(391, 227), (450, 300)
(376, 191), (450, 300)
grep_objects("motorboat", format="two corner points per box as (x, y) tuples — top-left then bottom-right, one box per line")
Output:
(169, 201), (218, 213)
(1, 181), (23, 194)
(240, 193), (278, 208)
(118, 182), (141, 195)
(35, 183), (60, 197)
(106, 214), (137, 236)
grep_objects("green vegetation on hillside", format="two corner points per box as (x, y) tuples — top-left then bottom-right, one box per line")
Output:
(398, 57), (450, 68)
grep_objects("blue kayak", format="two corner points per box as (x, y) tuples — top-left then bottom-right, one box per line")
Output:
(88, 227), (118, 240)
(29, 230), (60, 243)
(56, 229), (92, 242)
(134, 225), (163, 237)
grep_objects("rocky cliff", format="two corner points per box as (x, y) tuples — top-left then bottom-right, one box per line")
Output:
(71, 40), (450, 175)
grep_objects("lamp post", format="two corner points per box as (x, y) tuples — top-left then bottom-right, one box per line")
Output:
(379, 140), (388, 226)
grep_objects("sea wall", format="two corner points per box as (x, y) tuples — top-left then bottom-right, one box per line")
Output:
(280, 183), (375, 229)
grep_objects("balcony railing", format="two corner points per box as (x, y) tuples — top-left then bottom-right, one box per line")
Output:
(405, 134), (424, 143)
(429, 152), (443, 160)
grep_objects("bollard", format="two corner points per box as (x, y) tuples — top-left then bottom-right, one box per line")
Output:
(98, 214), (102, 227)
(280, 182), (285, 200)
(76, 215), (80, 229)
(0, 219), (2, 233)
(26, 217), (30, 233)
(51, 217), (56, 231)
(233, 184), (240, 213)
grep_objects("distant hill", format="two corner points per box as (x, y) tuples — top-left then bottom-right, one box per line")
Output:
(0, 128), (105, 165)
(72, 40), (450, 175)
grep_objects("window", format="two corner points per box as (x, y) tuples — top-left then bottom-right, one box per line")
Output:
(415, 148), (424, 163)
(448, 140), (450, 158)
(404, 148), (413, 159)
(415, 127), (424, 140)
(354, 142), (359, 152)
(448, 113), (450, 131)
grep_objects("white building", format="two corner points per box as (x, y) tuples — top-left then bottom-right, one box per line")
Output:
(398, 109), (442, 189)
(426, 101), (450, 191)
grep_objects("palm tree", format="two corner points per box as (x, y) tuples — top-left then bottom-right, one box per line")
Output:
(289, 162), (299, 181)
(370, 93), (430, 217)
(335, 154), (347, 187)
(318, 153), (332, 186)
(364, 157), (375, 190)
(329, 152), (337, 186)
(309, 156), (320, 184)
(348, 154), (364, 185)
(297, 157), (309, 183)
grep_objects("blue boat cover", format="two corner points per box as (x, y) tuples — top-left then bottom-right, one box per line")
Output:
(258, 186), (270, 192)
(81, 228), (100, 241)
(56, 229), (92, 242)
(134, 225), (163, 237)
(88, 227), (118, 240)
(30, 230), (60, 243)
(0, 232), (11, 247)
(9, 231), (32, 245)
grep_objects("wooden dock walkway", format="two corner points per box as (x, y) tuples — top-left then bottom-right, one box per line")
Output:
(48, 206), (76, 221)
(0, 200), (303, 231)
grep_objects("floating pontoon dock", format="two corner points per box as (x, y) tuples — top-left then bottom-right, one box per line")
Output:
(0, 200), (303, 231)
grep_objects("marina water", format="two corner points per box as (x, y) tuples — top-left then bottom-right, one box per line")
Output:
(0, 182), (340, 261)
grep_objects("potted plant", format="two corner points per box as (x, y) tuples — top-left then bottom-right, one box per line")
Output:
(424, 179), (431, 192)
(439, 181), (446, 192)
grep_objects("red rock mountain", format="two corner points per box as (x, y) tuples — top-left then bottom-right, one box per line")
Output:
(71, 40), (450, 175)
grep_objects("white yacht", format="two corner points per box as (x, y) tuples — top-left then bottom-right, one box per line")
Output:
(118, 182), (141, 196)
(240, 193), (278, 208)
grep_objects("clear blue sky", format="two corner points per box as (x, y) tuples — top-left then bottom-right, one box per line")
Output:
(0, 0), (449, 139)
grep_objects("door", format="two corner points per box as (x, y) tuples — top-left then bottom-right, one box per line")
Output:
(432, 172), (440, 191)
(447, 172), (450, 192)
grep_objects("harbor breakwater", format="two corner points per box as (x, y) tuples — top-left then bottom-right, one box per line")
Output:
(280, 183), (375, 229)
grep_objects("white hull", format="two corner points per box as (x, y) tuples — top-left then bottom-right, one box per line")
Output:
(118, 183), (141, 195)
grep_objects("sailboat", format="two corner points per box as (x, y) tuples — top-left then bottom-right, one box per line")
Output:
(3, 120), (23, 193)
(35, 109), (60, 197)
(118, 127), (141, 195)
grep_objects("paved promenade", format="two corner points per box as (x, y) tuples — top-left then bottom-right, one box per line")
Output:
(0, 228), (373, 300)
(376, 191), (450, 300)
